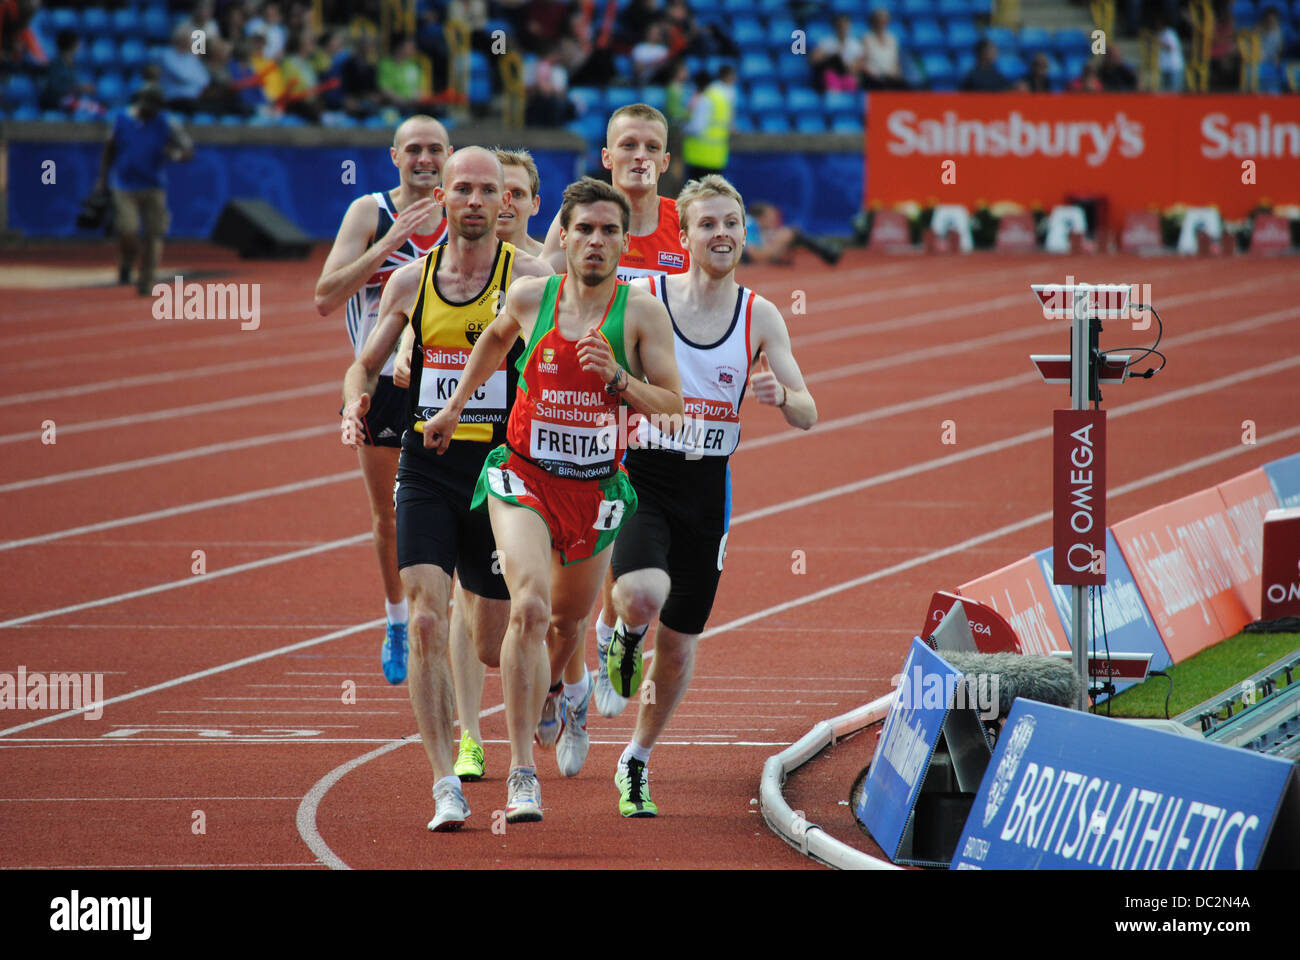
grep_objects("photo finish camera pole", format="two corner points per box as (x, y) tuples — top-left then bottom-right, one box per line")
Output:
(1030, 282), (1134, 710)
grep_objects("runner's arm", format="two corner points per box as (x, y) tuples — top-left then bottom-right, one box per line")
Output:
(314, 194), (438, 316)
(587, 288), (682, 420)
(750, 296), (817, 430)
(341, 259), (422, 444)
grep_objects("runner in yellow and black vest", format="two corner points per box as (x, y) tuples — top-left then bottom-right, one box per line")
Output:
(340, 147), (552, 835)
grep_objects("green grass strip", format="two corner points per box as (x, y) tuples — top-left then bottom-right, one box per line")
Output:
(1103, 632), (1300, 720)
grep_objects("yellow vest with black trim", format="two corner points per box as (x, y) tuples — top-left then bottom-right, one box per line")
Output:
(407, 240), (518, 443)
(682, 85), (732, 170)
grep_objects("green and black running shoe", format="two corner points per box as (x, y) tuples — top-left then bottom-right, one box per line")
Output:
(615, 757), (658, 818)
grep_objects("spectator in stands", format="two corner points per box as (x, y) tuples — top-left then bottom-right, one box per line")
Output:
(313, 29), (349, 111)
(416, 4), (451, 92)
(181, 0), (222, 43)
(281, 30), (323, 122)
(228, 38), (269, 115)
(682, 63), (736, 181)
(566, 5), (617, 89)
(661, 57), (694, 196)
(196, 36), (248, 115)
(1154, 11), (1184, 91)
(663, 0), (706, 58)
(1209, 0), (1240, 90)
(812, 14), (863, 92)
(1, 0), (46, 68)
(248, 1), (289, 60)
(221, 3), (248, 46)
(39, 29), (105, 115)
(525, 50), (575, 126)
(160, 26), (212, 114)
(1258, 6), (1285, 66)
(862, 9), (906, 90)
(1097, 43), (1138, 90)
(632, 20), (672, 84)
(248, 30), (287, 105)
(616, 0), (661, 52)
(519, 0), (569, 55)
(962, 38), (1011, 91)
(1069, 57), (1103, 91)
(1024, 52), (1052, 92)
(378, 35), (432, 112)
(94, 83), (194, 295)
(341, 30), (384, 117)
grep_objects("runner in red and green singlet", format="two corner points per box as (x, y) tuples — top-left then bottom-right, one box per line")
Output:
(422, 177), (683, 824)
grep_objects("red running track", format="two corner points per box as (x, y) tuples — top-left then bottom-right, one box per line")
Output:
(0, 243), (1295, 869)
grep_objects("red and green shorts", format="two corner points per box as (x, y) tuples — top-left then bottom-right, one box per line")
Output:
(471, 445), (637, 565)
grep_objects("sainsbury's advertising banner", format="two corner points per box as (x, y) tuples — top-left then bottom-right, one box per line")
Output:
(865, 94), (1300, 222)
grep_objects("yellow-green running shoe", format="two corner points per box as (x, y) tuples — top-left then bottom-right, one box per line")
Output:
(605, 619), (646, 700)
(615, 757), (657, 818)
(453, 730), (485, 781)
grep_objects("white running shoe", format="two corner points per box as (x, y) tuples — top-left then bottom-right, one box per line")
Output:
(505, 766), (543, 823)
(556, 669), (592, 777)
(593, 635), (630, 718)
(427, 779), (470, 832)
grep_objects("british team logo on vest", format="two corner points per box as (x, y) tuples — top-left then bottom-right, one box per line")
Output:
(658, 251), (685, 269)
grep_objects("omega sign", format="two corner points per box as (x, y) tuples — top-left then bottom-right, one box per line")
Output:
(1053, 410), (1106, 586)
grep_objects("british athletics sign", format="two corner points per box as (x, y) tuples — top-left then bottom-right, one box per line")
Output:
(951, 701), (1300, 869)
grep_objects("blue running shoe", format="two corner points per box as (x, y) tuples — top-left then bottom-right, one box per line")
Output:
(382, 621), (408, 685)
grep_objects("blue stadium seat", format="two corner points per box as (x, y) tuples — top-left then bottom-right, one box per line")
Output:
(733, 16), (767, 51)
(953, 50), (976, 77)
(935, 0), (974, 16)
(983, 26), (1017, 52)
(1054, 28), (1093, 58)
(831, 115), (863, 134)
(968, 0), (993, 15)
(805, 21), (835, 48)
(922, 51), (957, 86)
(221, 114), (245, 126)
(98, 71), (126, 105)
(776, 55), (810, 83)
(81, 7), (110, 36)
(722, 0), (752, 12)
(1063, 54), (1089, 80)
(890, 22), (911, 47)
(997, 54), (1028, 81)
(141, 7), (172, 42)
(635, 85), (666, 110)
(566, 112), (606, 146)
(757, 0), (791, 12)
(897, 0), (934, 23)
(946, 20), (979, 52)
(42, 109), (68, 122)
(824, 89), (861, 123)
(909, 18), (947, 53)
(757, 112), (792, 134)
(11, 104), (41, 121)
(468, 51), (491, 105)
(794, 112), (827, 133)
(1258, 60), (1284, 91)
(1233, 0), (1258, 27)
(786, 86), (821, 112)
(732, 111), (754, 133)
(119, 37), (147, 70)
(832, 0), (865, 14)
(4, 73), (38, 108)
(746, 82), (784, 113)
(110, 8), (141, 37)
(88, 37), (117, 68)
(190, 112), (217, 125)
(1018, 26), (1053, 57)
(47, 7), (77, 33)
(768, 17), (798, 49)
(740, 52), (778, 84)
(706, 56), (738, 77)
(567, 86), (601, 115)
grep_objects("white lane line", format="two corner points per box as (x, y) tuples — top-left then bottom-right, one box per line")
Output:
(297, 739), (408, 869)
(1, 347), (345, 406)
(0, 425), (338, 494)
(9, 863), (326, 869)
(0, 471), (358, 552)
(0, 539), (372, 632)
(0, 618), (382, 735)
(711, 423), (1300, 640)
(734, 336), (1300, 524)
(0, 381), (338, 446)
(0, 796), (303, 801)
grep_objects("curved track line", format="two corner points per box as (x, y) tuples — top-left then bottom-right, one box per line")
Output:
(297, 738), (413, 870)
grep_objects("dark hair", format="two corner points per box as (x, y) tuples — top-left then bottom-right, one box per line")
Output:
(559, 177), (631, 234)
(56, 29), (79, 52)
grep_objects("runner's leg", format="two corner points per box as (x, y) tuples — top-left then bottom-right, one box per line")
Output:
(401, 563), (455, 780)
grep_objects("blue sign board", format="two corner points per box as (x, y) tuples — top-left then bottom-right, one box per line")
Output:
(1264, 452), (1300, 509)
(857, 638), (964, 864)
(952, 700), (1298, 870)
(1034, 529), (1172, 695)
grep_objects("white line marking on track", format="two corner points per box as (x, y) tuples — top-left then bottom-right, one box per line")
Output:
(0, 796), (303, 801)
(10, 863), (326, 869)
(0, 471), (359, 552)
(0, 618), (381, 735)
(0, 381), (338, 446)
(0, 425), (337, 494)
(0, 347), (345, 406)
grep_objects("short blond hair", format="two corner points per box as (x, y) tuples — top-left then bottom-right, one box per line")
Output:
(606, 103), (669, 145)
(493, 148), (540, 199)
(676, 175), (746, 235)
